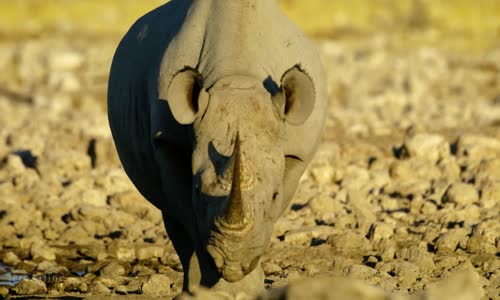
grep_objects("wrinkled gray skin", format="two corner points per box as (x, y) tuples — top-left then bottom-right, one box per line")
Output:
(108, 0), (327, 296)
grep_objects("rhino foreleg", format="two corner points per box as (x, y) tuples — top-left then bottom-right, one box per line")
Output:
(163, 217), (198, 291)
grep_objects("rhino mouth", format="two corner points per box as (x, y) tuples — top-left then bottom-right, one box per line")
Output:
(206, 240), (262, 282)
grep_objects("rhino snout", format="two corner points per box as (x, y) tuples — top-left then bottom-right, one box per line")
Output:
(206, 244), (260, 282)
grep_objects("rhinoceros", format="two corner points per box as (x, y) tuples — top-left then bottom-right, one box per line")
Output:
(107, 0), (327, 295)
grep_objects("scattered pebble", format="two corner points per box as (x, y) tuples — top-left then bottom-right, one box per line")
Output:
(142, 274), (171, 296)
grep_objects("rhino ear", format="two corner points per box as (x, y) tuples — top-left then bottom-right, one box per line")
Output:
(164, 68), (205, 125)
(276, 66), (316, 125)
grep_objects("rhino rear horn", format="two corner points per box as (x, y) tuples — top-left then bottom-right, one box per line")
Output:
(163, 68), (208, 124)
(275, 65), (316, 125)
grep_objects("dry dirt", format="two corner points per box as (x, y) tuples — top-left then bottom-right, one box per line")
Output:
(0, 23), (499, 300)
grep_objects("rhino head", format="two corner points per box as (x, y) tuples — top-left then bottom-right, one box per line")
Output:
(163, 65), (316, 283)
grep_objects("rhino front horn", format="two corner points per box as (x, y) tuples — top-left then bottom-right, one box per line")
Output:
(162, 67), (209, 125)
(275, 65), (316, 125)
(222, 133), (249, 228)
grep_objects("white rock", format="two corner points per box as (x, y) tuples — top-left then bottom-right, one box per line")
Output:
(136, 245), (165, 261)
(13, 278), (47, 295)
(435, 228), (469, 254)
(30, 242), (56, 261)
(47, 50), (84, 71)
(142, 274), (171, 296)
(368, 222), (394, 241)
(310, 163), (335, 184)
(444, 183), (479, 207)
(108, 241), (136, 262)
(404, 133), (449, 163)
(455, 135), (500, 164)
(3, 251), (21, 266)
(99, 262), (126, 277)
(479, 181), (500, 209)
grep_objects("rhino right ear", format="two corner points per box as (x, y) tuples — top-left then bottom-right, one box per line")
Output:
(161, 68), (207, 125)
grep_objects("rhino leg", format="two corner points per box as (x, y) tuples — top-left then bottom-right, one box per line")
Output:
(163, 217), (198, 291)
(164, 216), (223, 292)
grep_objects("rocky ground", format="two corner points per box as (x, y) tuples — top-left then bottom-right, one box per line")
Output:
(0, 30), (499, 299)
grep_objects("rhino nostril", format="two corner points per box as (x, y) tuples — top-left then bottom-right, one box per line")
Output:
(242, 255), (261, 274)
(272, 191), (278, 201)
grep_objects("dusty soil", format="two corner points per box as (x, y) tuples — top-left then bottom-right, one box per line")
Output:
(0, 29), (499, 299)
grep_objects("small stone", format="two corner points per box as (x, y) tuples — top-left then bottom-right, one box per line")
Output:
(310, 163), (335, 184)
(367, 222), (394, 241)
(437, 156), (461, 181)
(115, 284), (128, 294)
(48, 72), (81, 92)
(124, 277), (144, 294)
(380, 245), (396, 262)
(73, 204), (110, 222)
(396, 246), (435, 272)
(62, 277), (88, 293)
(443, 183), (479, 207)
(3, 251), (21, 266)
(380, 196), (400, 211)
(89, 281), (111, 294)
(262, 262), (282, 276)
(160, 253), (182, 268)
(108, 240), (136, 262)
(394, 261), (420, 286)
(136, 245), (165, 261)
(390, 158), (441, 182)
(435, 228), (469, 254)
(108, 191), (154, 217)
(93, 275), (123, 289)
(343, 264), (377, 280)
(327, 232), (372, 255)
(142, 274), (171, 296)
(36, 260), (66, 274)
(308, 194), (336, 214)
(421, 200), (438, 214)
(30, 242), (56, 261)
(479, 181), (500, 209)
(80, 189), (108, 207)
(284, 226), (339, 245)
(12, 278), (47, 295)
(487, 275), (500, 300)
(455, 135), (500, 164)
(58, 224), (92, 245)
(404, 133), (449, 163)
(99, 262), (126, 277)
(384, 179), (431, 199)
(466, 220), (499, 254)
(131, 265), (155, 277)
(47, 50), (84, 71)
(475, 159), (500, 184)
(0, 286), (9, 297)
(341, 166), (371, 192)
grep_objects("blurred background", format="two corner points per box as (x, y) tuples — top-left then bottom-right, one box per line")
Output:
(0, 0), (499, 51)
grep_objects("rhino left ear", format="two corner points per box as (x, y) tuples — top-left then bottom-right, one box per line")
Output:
(275, 65), (316, 125)
(163, 68), (206, 125)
